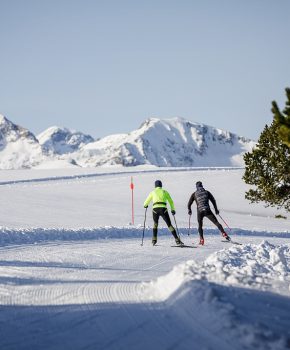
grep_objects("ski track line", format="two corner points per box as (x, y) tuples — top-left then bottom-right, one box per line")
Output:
(0, 167), (242, 187)
(0, 239), (197, 307)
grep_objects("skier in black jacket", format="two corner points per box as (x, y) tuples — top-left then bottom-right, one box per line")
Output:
(187, 181), (230, 245)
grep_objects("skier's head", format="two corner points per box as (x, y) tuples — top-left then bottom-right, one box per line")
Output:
(155, 180), (162, 188)
(196, 181), (203, 189)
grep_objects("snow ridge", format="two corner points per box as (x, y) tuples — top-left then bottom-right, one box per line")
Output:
(142, 241), (290, 349)
(0, 226), (289, 247)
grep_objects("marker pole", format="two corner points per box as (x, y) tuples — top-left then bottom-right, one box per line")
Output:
(130, 177), (134, 225)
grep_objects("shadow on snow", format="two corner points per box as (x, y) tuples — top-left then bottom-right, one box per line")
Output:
(0, 281), (289, 350)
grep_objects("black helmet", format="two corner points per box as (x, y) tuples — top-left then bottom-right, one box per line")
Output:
(196, 181), (203, 188)
(155, 180), (162, 188)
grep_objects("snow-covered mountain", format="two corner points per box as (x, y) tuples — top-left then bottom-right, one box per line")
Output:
(75, 117), (255, 167)
(37, 126), (94, 155)
(0, 115), (43, 169)
(0, 115), (255, 169)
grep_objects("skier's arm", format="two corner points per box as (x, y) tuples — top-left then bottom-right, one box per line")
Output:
(187, 193), (195, 210)
(165, 191), (175, 211)
(144, 192), (153, 208)
(208, 191), (219, 214)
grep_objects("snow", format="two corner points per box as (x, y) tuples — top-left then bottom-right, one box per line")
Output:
(0, 115), (256, 169)
(0, 114), (43, 169)
(37, 126), (94, 155)
(142, 239), (290, 349)
(144, 240), (290, 300)
(0, 167), (289, 349)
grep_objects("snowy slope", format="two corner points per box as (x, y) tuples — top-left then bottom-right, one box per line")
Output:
(37, 126), (94, 155)
(0, 168), (289, 350)
(0, 114), (43, 169)
(0, 168), (288, 230)
(75, 117), (255, 167)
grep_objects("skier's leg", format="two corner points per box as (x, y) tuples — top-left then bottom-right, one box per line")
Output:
(160, 209), (180, 243)
(152, 209), (160, 245)
(206, 212), (224, 232)
(197, 211), (204, 239)
(206, 211), (229, 239)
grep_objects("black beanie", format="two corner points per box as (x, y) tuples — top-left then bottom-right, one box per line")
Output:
(196, 181), (203, 188)
(155, 180), (162, 188)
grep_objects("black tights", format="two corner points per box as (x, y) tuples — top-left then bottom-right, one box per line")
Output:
(152, 207), (178, 240)
(197, 209), (225, 238)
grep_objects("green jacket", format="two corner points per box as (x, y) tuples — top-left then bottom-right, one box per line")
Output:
(144, 187), (175, 210)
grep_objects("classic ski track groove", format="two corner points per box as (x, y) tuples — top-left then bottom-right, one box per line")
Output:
(0, 239), (208, 307)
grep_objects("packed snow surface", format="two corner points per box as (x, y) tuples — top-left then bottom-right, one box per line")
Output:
(0, 167), (289, 350)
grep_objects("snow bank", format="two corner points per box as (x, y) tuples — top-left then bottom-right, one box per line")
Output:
(142, 241), (290, 349)
(204, 240), (289, 291)
(143, 241), (290, 299)
(0, 226), (185, 246)
(0, 226), (140, 246)
(0, 227), (289, 247)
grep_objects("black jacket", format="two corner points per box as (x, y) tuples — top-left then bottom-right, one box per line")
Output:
(188, 187), (218, 213)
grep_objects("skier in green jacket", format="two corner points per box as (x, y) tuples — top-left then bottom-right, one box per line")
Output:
(144, 180), (184, 246)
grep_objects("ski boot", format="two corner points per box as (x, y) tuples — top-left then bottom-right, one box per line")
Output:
(199, 238), (204, 246)
(175, 238), (184, 246)
(222, 232), (231, 241)
(152, 239), (157, 246)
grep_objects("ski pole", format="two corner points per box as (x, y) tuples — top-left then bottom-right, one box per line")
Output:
(188, 214), (191, 236)
(218, 214), (232, 232)
(141, 207), (147, 246)
(173, 215), (181, 240)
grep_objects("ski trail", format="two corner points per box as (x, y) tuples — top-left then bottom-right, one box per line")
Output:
(0, 236), (289, 350)
(0, 167), (242, 186)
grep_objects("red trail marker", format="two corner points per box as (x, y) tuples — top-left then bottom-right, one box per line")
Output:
(130, 177), (134, 225)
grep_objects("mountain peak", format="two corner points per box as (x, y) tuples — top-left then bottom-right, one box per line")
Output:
(37, 126), (94, 155)
(0, 114), (9, 125)
(0, 115), (42, 169)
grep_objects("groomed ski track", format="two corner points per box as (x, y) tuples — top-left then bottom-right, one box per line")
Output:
(0, 236), (226, 350)
(1, 235), (289, 350)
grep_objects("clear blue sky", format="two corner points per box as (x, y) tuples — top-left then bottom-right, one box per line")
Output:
(0, 0), (290, 140)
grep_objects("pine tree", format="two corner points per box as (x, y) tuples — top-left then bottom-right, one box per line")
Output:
(272, 88), (290, 147)
(243, 116), (290, 212)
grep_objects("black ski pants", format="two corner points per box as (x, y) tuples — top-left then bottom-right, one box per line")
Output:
(152, 207), (178, 241)
(197, 209), (225, 238)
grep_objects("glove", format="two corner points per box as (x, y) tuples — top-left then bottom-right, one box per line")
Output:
(215, 209), (219, 215)
(144, 205), (148, 209)
(171, 210), (176, 215)
(188, 209), (192, 215)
